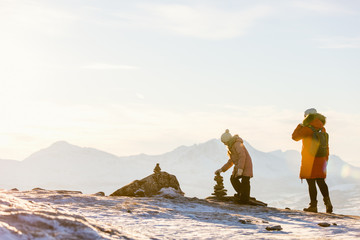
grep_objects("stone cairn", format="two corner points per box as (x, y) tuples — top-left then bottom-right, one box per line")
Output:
(154, 163), (161, 174)
(211, 172), (227, 198)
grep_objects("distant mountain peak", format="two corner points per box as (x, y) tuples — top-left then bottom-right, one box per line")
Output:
(50, 141), (73, 148)
(52, 140), (71, 145)
(22, 140), (122, 164)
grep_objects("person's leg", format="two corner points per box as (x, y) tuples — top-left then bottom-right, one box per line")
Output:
(230, 175), (242, 195)
(306, 179), (317, 202)
(316, 178), (333, 213)
(304, 179), (318, 212)
(240, 177), (250, 202)
(315, 178), (329, 197)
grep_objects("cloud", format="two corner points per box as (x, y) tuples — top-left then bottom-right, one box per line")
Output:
(82, 63), (139, 70)
(292, 0), (355, 15)
(0, 0), (79, 37)
(117, 4), (273, 40)
(315, 37), (360, 49)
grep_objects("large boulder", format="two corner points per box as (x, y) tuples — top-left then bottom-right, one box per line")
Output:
(110, 171), (184, 197)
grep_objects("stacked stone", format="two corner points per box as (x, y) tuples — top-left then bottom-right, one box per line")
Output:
(154, 163), (161, 174)
(211, 172), (227, 198)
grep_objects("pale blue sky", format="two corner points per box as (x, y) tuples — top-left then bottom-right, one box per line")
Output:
(1, 0), (360, 166)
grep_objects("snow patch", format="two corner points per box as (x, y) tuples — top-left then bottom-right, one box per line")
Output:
(157, 187), (184, 198)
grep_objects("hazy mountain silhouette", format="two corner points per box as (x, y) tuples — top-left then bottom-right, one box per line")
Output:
(0, 139), (359, 213)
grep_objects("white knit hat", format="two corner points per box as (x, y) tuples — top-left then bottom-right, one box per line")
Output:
(221, 129), (232, 143)
(304, 108), (317, 117)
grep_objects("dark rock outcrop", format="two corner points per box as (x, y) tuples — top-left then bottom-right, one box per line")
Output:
(266, 225), (282, 231)
(110, 171), (184, 197)
(31, 188), (83, 194)
(93, 191), (106, 196)
(55, 190), (82, 194)
(318, 222), (331, 227)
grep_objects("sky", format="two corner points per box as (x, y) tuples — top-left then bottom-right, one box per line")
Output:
(0, 0), (360, 166)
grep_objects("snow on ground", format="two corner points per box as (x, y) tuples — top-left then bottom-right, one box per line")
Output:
(0, 189), (360, 240)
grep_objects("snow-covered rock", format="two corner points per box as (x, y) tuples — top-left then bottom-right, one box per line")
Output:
(0, 191), (125, 239)
(156, 187), (184, 199)
(1, 189), (360, 240)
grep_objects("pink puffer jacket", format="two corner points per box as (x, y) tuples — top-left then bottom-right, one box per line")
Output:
(221, 136), (253, 177)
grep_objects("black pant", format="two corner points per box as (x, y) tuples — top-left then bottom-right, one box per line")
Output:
(306, 178), (329, 202)
(230, 175), (250, 202)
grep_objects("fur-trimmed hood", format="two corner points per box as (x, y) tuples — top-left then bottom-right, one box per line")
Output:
(227, 135), (243, 148)
(303, 113), (326, 129)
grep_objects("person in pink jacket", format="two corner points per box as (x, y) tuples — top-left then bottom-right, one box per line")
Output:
(215, 129), (253, 203)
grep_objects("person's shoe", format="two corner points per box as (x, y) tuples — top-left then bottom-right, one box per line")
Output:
(303, 200), (318, 213)
(234, 193), (241, 199)
(238, 199), (249, 204)
(239, 195), (250, 204)
(323, 196), (333, 213)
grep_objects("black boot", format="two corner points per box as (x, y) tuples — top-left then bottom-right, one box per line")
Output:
(303, 200), (318, 213)
(239, 177), (250, 203)
(323, 196), (333, 213)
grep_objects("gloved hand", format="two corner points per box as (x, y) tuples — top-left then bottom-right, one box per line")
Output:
(234, 168), (243, 178)
(215, 168), (222, 175)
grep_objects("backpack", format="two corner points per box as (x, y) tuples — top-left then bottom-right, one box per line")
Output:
(309, 126), (329, 157)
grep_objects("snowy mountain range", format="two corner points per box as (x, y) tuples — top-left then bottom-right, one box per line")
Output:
(0, 139), (359, 215)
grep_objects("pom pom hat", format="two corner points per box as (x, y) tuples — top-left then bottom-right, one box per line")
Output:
(221, 129), (232, 143)
(304, 108), (317, 117)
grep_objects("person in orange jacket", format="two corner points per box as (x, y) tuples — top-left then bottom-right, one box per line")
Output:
(292, 108), (333, 213)
(215, 129), (253, 203)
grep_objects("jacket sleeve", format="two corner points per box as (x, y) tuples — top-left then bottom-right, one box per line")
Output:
(325, 128), (330, 157)
(234, 142), (246, 170)
(221, 159), (233, 172)
(292, 124), (312, 141)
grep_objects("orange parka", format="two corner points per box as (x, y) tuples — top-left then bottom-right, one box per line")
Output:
(292, 113), (329, 179)
(220, 135), (253, 177)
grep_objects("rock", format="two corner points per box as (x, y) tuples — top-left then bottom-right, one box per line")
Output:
(56, 190), (83, 194)
(238, 219), (252, 224)
(110, 171), (184, 197)
(266, 225), (282, 231)
(31, 188), (82, 194)
(318, 222), (331, 227)
(285, 207), (291, 210)
(10, 188), (19, 191)
(93, 192), (106, 196)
